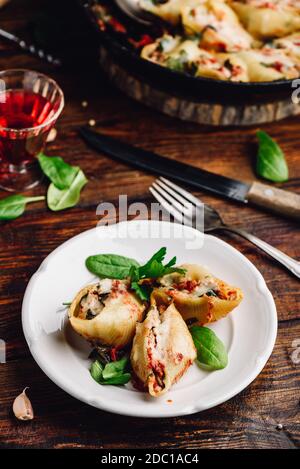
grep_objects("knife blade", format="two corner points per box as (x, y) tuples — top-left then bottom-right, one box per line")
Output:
(79, 126), (300, 220)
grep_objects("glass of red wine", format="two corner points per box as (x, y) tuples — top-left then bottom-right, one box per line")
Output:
(0, 69), (64, 192)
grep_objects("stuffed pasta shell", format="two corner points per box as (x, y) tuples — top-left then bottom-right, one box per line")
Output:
(142, 36), (249, 80)
(196, 51), (249, 81)
(68, 279), (145, 348)
(131, 301), (196, 397)
(269, 33), (300, 61)
(236, 48), (300, 81)
(154, 264), (243, 325)
(181, 0), (254, 52)
(230, 0), (300, 39)
(139, 0), (183, 25)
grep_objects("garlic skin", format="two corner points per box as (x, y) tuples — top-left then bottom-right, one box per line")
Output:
(13, 388), (34, 421)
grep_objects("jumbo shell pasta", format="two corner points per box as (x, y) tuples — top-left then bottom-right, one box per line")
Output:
(68, 279), (145, 348)
(141, 35), (249, 81)
(155, 264), (243, 325)
(271, 33), (300, 61)
(130, 301), (196, 397)
(139, 0), (300, 82)
(230, 0), (300, 39)
(236, 48), (300, 81)
(181, 0), (254, 52)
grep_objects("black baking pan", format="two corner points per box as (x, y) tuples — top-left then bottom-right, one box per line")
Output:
(79, 0), (298, 105)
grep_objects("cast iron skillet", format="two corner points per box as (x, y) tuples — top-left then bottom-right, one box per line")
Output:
(79, 0), (297, 104)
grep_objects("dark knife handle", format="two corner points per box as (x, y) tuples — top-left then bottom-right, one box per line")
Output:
(247, 182), (300, 221)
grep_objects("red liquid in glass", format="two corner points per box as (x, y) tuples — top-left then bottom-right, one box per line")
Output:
(0, 90), (55, 178)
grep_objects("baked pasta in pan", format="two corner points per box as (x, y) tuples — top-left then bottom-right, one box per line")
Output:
(154, 264), (243, 325)
(68, 279), (145, 347)
(138, 0), (300, 82)
(236, 47), (300, 81)
(229, 0), (300, 39)
(130, 301), (196, 396)
(270, 32), (300, 61)
(181, 0), (254, 52)
(142, 35), (249, 80)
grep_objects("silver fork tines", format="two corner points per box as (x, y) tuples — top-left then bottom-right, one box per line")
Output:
(150, 177), (203, 227)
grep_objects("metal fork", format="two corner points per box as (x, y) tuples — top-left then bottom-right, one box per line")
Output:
(150, 177), (300, 279)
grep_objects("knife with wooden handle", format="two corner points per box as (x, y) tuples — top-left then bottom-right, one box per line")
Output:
(247, 182), (300, 220)
(80, 127), (300, 221)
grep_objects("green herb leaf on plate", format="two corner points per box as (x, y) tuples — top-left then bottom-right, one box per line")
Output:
(190, 325), (228, 371)
(38, 153), (79, 190)
(137, 247), (185, 279)
(90, 356), (131, 386)
(129, 248), (185, 301)
(102, 356), (129, 380)
(99, 372), (131, 385)
(131, 281), (150, 301)
(90, 360), (104, 383)
(256, 130), (289, 183)
(0, 195), (45, 220)
(47, 169), (87, 211)
(86, 254), (140, 279)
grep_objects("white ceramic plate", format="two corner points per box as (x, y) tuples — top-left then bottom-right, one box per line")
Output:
(22, 220), (277, 418)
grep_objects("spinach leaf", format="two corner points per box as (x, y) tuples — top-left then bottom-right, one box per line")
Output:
(38, 153), (79, 190)
(256, 130), (289, 183)
(90, 356), (131, 386)
(190, 326), (228, 371)
(47, 169), (87, 211)
(90, 360), (104, 383)
(99, 372), (131, 385)
(0, 195), (45, 220)
(102, 356), (129, 379)
(86, 254), (140, 279)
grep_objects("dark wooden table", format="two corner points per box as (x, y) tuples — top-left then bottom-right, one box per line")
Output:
(0, 0), (299, 450)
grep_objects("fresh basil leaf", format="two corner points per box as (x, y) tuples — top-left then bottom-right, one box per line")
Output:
(0, 195), (45, 220)
(99, 372), (131, 385)
(138, 248), (184, 279)
(86, 254), (140, 279)
(256, 130), (289, 183)
(138, 247), (166, 277)
(90, 360), (104, 383)
(190, 326), (228, 371)
(38, 153), (79, 190)
(131, 281), (150, 301)
(102, 356), (129, 379)
(128, 248), (185, 300)
(47, 169), (87, 211)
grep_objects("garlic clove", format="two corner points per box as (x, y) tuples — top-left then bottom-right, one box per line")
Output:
(13, 388), (34, 421)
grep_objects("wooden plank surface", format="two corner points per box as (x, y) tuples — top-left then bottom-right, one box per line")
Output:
(0, 0), (299, 449)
